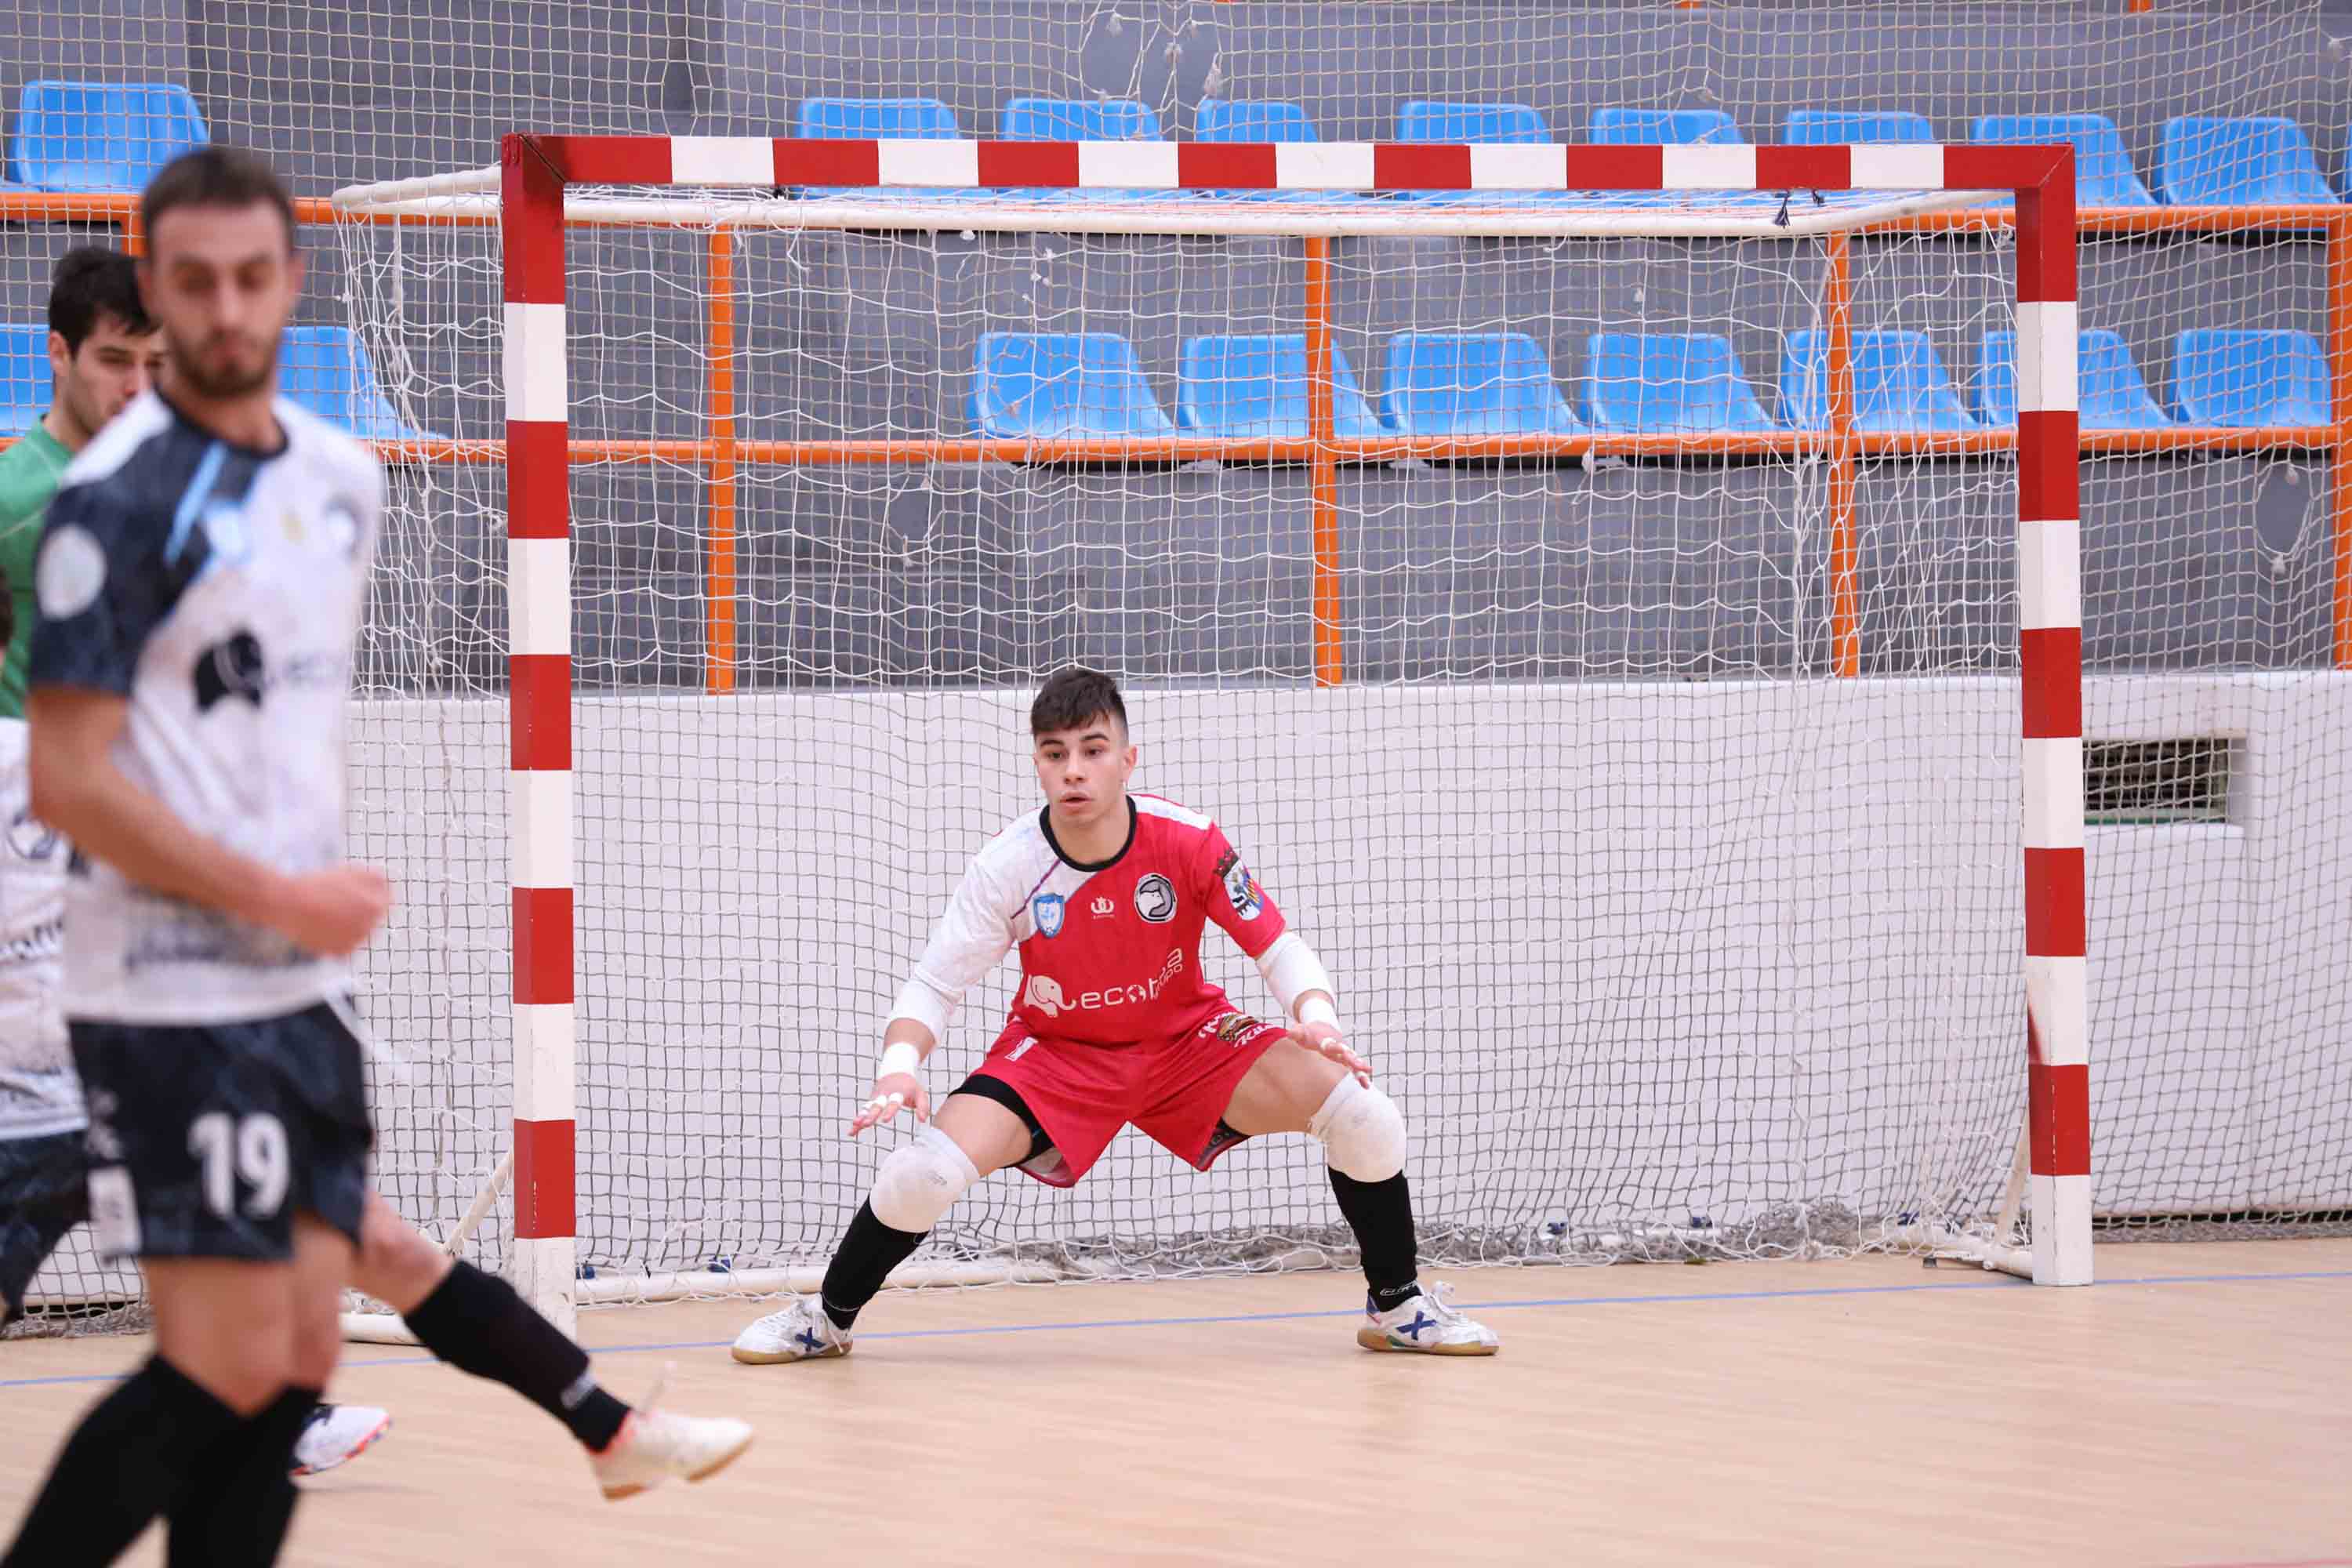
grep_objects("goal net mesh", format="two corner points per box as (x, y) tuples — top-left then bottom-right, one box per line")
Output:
(5, 0), (2350, 1324)
(349, 193), (2036, 1290)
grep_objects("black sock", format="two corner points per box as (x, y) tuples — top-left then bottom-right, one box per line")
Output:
(2, 1355), (242, 1566)
(1329, 1169), (1421, 1308)
(819, 1201), (926, 1330)
(164, 1386), (317, 1568)
(404, 1261), (630, 1451)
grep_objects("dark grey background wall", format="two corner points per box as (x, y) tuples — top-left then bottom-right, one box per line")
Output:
(0, 2), (2343, 689)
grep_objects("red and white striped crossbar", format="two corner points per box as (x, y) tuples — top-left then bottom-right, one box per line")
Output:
(495, 134), (2088, 1301)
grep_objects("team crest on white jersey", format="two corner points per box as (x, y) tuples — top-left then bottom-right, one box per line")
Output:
(1033, 891), (1065, 938)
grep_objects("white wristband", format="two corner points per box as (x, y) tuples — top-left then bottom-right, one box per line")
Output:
(877, 1042), (922, 1081)
(1297, 995), (1341, 1032)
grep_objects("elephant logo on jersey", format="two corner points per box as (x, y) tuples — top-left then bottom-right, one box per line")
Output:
(194, 630), (267, 713)
(1213, 849), (1264, 921)
(1023, 975), (1067, 1018)
(1032, 892), (1065, 939)
(1135, 873), (1176, 924)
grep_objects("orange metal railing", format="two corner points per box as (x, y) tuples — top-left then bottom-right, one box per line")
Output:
(1826, 230), (1860, 677)
(1304, 235), (1342, 687)
(2334, 214), (2352, 670)
(4, 193), (2350, 674)
(704, 227), (741, 693)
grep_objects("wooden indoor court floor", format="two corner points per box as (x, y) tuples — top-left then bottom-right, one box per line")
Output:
(2, 1239), (2347, 1566)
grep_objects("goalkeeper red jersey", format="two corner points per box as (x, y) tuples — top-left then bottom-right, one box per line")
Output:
(890, 793), (1290, 1049)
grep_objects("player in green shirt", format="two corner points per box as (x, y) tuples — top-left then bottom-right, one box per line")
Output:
(0, 248), (169, 720)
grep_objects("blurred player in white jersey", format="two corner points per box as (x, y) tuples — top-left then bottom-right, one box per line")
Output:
(2, 151), (748, 1568)
(0, 245), (390, 1481)
(736, 666), (1499, 1364)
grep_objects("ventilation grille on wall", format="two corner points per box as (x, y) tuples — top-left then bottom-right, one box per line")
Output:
(2085, 739), (2234, 826)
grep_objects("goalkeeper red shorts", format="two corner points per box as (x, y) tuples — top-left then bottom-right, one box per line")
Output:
(964, 1008), (1287, 1188)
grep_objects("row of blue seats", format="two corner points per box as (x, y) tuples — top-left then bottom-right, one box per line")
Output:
(801, 96), (2342, 208)
(5, 315), (2313, 444)
(0, 324), (423, 439)
(2, 77), (2339, 207)
(971, 328), (2333, 439)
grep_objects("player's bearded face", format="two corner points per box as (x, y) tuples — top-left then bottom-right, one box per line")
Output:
(1033, 719), (1136, 828)
(143, 202), (303, 401)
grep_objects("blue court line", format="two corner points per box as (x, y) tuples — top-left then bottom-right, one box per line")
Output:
(5, 1265), (2346, 1390)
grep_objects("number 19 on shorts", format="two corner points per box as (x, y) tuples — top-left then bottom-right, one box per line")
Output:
(189, 1112), (290, 1220)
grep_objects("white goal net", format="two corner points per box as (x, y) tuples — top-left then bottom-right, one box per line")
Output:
(319, 168), (2191, 1308)
(6, 0), (2350, 1330)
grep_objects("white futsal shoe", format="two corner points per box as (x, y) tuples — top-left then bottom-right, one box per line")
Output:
(289, 1403), (394, 1476)
(731, 1295), (854, 1366)
(590, 1405), (756, 1501)
(1356, 1281), (1501, 1356)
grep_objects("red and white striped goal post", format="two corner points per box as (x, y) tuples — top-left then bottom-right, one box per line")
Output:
(491, 134), (2088, 1320)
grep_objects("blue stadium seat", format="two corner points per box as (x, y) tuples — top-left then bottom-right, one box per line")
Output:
(1583, 332), (1775, 432)
(969, 332), (1175, 438)
(1971, 114), (2154, 207)
(1589, 108), (1744, 146)
(797, 96), (960, 140)
(9, 80), (206, 192)
(1002, 98), (1163, 143)
(792, 97), (960, 199)
(1395, 101), (1552, 145)
(2169, 329), (2330, 426)
(1379, 332), (1583, 437)
(1393, 102), (1574, 205)
(1973, 328), (2171, 430)
(1175, 335), (1383, 440)
(280, 326), (433, 441)
(1193, 99), (1359, 204)
(0, 323), (52, 436)
(2158, 116), (2332, 205)
(1779, 330), (1978, 431)
(1783, 110), (1936, 146)
(1000, 98), (1173, 202)
(1196, 100), (1319, 143)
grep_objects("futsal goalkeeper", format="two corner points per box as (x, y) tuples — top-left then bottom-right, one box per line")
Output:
(734, 666), (1498, 1363)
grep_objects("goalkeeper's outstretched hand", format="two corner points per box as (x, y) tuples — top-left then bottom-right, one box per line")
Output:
(1287, 1020), (1372, 1087)
(848, 1073), (930, 1136)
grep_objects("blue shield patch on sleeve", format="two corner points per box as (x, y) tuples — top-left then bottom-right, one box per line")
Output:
(1032, 891), (1065, 938)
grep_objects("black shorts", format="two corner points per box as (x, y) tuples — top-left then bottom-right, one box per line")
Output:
(71, 1000), (373, 1263)
(0, 1131), (90, 1322)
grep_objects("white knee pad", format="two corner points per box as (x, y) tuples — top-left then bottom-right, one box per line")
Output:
(1309, 1076), (1407, 1183)
(869, 1125), (981, 1234)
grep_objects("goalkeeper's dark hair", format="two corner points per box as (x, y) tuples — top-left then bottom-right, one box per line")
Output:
(140, 145), (296, 256)
(1031, 666), (1127, 738)
(48, 247), (152, 354)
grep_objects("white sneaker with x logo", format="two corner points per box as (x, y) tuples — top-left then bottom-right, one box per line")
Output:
(731, 1294), (855, 1365)
(1356, 1281), (1500, 1356)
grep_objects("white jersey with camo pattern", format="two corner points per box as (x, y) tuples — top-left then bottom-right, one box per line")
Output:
(30, 390), (382, 1026)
